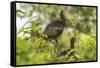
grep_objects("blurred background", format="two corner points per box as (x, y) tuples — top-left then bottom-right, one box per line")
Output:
(16, 3), (97, 65)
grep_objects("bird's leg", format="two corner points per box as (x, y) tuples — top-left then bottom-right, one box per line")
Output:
(54, 39), (59, 56)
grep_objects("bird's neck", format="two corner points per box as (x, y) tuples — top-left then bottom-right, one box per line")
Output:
(59, 20), (65, 27)
(71, 43), (74, 49)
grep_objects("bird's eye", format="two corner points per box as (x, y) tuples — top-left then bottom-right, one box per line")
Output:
(63, 12), (66, 15)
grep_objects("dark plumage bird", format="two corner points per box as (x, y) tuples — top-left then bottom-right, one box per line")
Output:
(58, 37), (76, 56)
(44, 10), (66, 40)
(58, 37), (80, 62)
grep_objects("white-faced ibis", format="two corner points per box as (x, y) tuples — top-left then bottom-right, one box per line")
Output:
(43, 9), (67, 55)
(58, 37), (80, 62)
(44, 9), (66, 40)
(58, 37), (76, 56)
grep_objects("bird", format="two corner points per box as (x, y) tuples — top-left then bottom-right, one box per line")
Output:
(43, 9), (66, 40)
(43, 9), (67, 55)
(58, 37), (76, 56)
(58, 37), (79, 62)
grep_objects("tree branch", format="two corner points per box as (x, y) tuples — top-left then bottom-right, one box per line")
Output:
(17, 14), (40, 35)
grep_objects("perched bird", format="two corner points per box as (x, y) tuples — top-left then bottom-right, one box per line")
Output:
(58, 37), (76, 56)
(43, 9), (68, 55)
(43, 9), (66, 40)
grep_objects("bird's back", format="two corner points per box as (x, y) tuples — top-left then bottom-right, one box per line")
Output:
(44, 20), (64, 39)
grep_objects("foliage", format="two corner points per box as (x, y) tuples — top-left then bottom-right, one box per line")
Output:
(16, 3), (97, 65)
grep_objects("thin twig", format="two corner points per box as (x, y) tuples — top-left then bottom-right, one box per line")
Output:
(17, 14), (40, 35)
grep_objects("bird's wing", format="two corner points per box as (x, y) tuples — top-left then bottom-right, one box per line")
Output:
(44, 20), (63, 36)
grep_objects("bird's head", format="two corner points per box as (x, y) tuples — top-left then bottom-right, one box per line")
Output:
(60, 9), (70, 27)
(60, 9), (66, 16)
(60, 9), (66, 19)
(70, 37), (76, 44)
